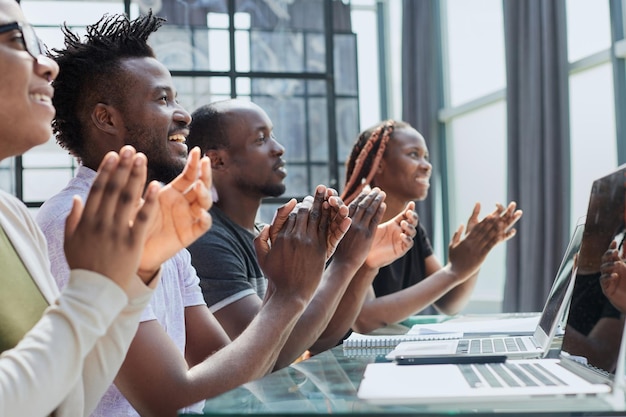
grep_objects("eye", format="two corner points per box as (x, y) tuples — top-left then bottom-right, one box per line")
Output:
(5, 30), (27, 51)
(256, 132), (268, 143)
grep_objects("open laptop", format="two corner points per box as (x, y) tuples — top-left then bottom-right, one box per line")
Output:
(385, 217), (585, 362)
(358, 166), (626, 404)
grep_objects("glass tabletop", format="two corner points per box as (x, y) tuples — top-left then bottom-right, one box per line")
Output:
(183, 345), (626, 416)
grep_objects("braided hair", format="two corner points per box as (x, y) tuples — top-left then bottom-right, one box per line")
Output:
(341, 120), (410, 204)
(51, 11), (165, 159)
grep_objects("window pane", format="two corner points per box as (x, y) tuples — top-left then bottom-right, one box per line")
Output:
(336, 98), (360, 163)
(23, 169), (74, 202)
(447, 101), (507, 310)
(334, 33), (358, 95)
(352, 7), (380, 129)
(248, 30), (305, 73)
(308, 97), (329, 161)
(173, 76), (231, 112)
(445, 0), (505, 105)
(566, 0), (611, 63)
(569, 64), (617, 227)
(254, 97), (307, 162)
(22, 1), (125, 26)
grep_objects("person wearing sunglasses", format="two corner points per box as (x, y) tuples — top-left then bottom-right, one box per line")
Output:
(0, 1), (215, 416)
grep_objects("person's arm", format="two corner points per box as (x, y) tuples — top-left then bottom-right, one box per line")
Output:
(310, 199), (418, 353)
(263, 185), (356, 368)
(1, 148), (159, 416)
(113, 191), (334, 417)
(353, 254), (467, 333)
(562, 316), (625, 372)
(353, 202), (522, 332)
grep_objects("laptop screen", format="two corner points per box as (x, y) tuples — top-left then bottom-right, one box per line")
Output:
(560, 166), (626, 374)
(534, 220), (585, 342)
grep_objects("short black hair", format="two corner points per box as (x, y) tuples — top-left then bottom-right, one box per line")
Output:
(51, 12), (165, 158)
(188, 100), (234, 154)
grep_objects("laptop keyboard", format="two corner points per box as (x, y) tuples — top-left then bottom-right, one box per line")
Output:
(459, 363), (567, 388)
(456, 337), (527, 354)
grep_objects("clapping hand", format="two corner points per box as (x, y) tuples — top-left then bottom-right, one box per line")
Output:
(64, 146), (159, 290)
(256, 185), (351, 303)
(365, 200), (417, 269)
(448, 202), (522, 280)
(138, 147), (213, 279)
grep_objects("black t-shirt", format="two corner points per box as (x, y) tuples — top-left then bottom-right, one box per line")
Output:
(567, 272), (621, 336)
(372, 223), (434, 297)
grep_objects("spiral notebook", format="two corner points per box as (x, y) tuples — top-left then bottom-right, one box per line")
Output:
(343, 329), (463, 349)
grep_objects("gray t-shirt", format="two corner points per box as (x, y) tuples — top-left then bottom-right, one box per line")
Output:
(188, 206), (267, 311)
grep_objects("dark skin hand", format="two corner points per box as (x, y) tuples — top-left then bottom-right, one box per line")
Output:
(365, 200), (417, 269)
(447, 202), (522, 279)
(601, 240), (626, 314)
(64, 146), (159, 290)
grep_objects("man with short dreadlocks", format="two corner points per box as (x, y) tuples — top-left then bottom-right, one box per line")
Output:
(342, 120), (523, 333)
(36, 12), (346, 417)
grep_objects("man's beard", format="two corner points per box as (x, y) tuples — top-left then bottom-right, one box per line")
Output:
(259, 183), (286, 198)
(148, 160), (185, 184)
(236, 177), (286, 198)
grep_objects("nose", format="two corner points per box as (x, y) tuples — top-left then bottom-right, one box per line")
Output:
(421, 159), (432, 175)
(36, 55), (59, 82)
(271, 137), (285, 156)
(174, 104), (192, 126)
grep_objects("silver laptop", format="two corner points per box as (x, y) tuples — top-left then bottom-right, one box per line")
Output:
(385, 218), (585, 363)
(358, 166), (626, 404)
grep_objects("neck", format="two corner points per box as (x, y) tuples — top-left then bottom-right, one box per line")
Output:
(214, 185), (263, 232)
(381, 194), (412, 223)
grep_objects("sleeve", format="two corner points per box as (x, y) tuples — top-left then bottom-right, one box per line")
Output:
(187, 229), (258, 310)
(79, 271), (159, 415)
(416, 223), (434, 258)
(0, 270), (133, 417)
(35, 197), (73, 291)
(176, 249), (206, 308)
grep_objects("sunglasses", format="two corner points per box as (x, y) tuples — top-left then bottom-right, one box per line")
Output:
(0, 21), (48, 60)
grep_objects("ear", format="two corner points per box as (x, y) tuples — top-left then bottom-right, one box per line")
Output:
(91, 103), (122, 136)
(206, 149), (227, 171)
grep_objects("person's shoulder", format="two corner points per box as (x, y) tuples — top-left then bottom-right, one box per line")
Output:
(36, 167), (94, 227)
(0, 190), (32, 225)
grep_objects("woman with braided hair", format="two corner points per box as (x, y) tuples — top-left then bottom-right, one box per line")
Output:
(342, 120), (523, 333)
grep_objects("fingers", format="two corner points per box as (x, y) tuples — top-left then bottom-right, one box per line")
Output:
(351, 187), (386, 226)
(253, 225), (271, 260)
(466, 202), (481, 231)
(269, 199), (297, 242)
(450, 224), (464, 248)
(131, 180), (160, 249)
(308, 185), (326, 236)
(170, 146), (201, 193)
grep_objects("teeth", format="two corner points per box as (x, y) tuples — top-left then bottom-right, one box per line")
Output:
(31, 93), (52, 104)
(169, 134), (186, 143)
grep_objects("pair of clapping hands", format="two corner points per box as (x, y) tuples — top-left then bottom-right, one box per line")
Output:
(64, 145), (212, 294)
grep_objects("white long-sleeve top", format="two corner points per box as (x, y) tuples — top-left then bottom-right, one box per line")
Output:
(0, 189), (158, 417)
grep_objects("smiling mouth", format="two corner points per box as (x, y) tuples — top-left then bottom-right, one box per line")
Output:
(169, 134), (186, 143)
(30, 93), (52, 104)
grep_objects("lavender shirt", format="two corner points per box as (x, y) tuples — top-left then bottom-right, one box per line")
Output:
(36, 165), (205, 416)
